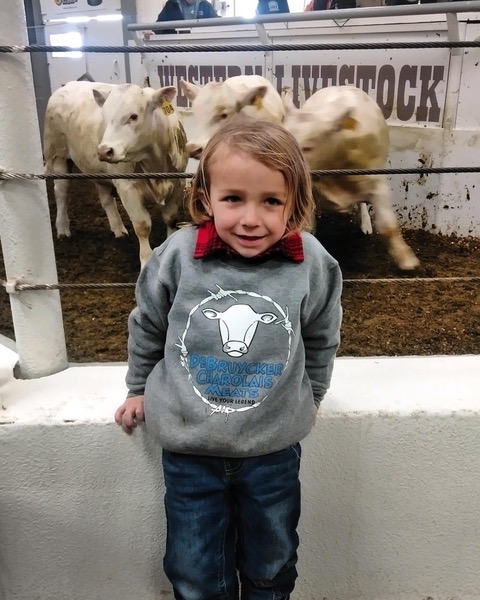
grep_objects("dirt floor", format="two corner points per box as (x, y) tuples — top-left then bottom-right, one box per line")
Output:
(1, 179), (479, 362)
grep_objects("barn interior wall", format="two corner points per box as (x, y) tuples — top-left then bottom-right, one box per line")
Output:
(135, 0), (164, 24)
(1, 344), (480, 600)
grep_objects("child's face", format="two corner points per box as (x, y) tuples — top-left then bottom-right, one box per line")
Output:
(202, 146), (291, 258)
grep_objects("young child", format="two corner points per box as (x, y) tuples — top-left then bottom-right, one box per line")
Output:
(115, 119), (342, 600)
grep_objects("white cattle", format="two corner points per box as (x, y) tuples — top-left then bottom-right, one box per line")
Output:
(284, 85), (420, 271)
(203, 304), (276, 358)
(44, 81), (188, 267)
(179, 75), (285, 158)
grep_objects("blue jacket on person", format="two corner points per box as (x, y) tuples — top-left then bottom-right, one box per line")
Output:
(256, 0), (290, 14)
(310, 0), (356, 8)
(384, 0), (462, 4)
(154, 0), (218, 34)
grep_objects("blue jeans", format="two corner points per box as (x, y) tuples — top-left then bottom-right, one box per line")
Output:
(162, 444), (302, 600)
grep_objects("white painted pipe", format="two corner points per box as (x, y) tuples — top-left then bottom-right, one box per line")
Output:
(0, 0), (68, 378)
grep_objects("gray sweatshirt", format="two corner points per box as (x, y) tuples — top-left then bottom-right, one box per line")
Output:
(126, 227), (342, 458)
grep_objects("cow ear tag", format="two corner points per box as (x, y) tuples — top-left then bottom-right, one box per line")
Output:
(161, 100), (174, 116)
(253, 96), (263, 111)
(342, 115), (357, 130)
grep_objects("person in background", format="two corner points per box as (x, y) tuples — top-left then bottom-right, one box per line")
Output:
(256, 0), (291, 14)
(305, 0), (356, 10)
(384, 0), (435, 5)
(384, 0), (464, 5)
(153, 0), (218, 34)
(115, 119), (343, 600)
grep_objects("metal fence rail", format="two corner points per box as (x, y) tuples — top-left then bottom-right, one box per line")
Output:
(2, 276), (480, 295)
(2, 41), (480, 54)
(2, 167), (480, 181)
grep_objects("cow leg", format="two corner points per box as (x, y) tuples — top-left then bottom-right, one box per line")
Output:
(358, 202), (373, 235)
(158, 180), (182, 236)
(115, 181), (153, 268)
(50, 157), (71, 237)
(369, 177), (420, 270)
(95, 182), (128, 238)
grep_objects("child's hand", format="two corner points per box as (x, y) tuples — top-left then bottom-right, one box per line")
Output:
(115, 395), (145, 435)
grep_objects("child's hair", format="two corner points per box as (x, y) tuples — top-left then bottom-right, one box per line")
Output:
(188, 119), (316, 233)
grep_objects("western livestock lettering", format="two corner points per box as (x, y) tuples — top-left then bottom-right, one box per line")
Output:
(158, 63), (445, 123)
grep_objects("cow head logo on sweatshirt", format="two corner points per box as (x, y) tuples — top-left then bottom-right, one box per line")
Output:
(176, 285), (293, 416)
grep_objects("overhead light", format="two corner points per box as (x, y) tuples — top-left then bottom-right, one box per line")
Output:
(46, 14), (122, 24)
(96, 14), (123, 21)
(65, 16), (91, 23)
(47, 16), (90, 24)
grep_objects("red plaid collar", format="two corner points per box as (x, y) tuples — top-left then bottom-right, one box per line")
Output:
(194, 221), (304, 262)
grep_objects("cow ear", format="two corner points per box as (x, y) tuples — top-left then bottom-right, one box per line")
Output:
(179, 78), (201, 102)
(157, 86), (177, 103)
(339, 109), (358, 131)
(92, 88), (110, 108)
(282, 89), (298, 115)
(148, 86), (177, 112)
(237, 85), (268, 111)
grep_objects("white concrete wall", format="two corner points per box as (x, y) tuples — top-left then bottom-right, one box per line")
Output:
(1, 345), (480, 600)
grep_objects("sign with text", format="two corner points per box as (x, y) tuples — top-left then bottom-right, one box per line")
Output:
(144, 40), (448, 126)
(40, 0), (122, 17)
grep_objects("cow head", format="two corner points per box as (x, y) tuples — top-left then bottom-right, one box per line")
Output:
(283, 89), (359, 169)
(203, 304), (276, 358)
(93, 84), (177, 163)
(179, 78), (270, 159)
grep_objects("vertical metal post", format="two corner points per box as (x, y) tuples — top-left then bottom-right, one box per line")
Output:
(442, 11), (463, 130)
(0, 0), (68, 378)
